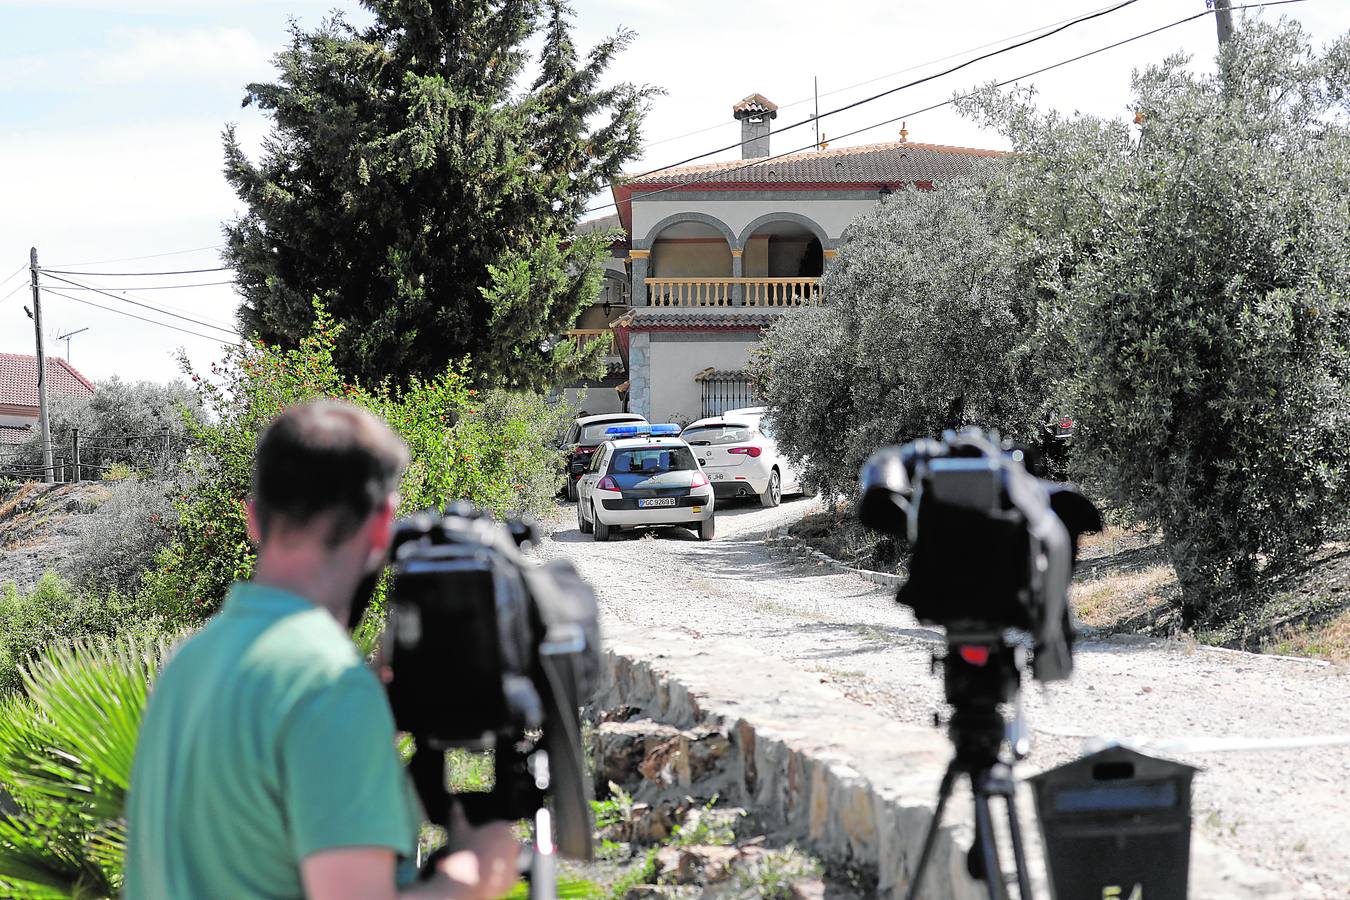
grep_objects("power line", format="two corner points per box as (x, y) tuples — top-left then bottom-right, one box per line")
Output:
(639, 0), (1130, 151)
(586, 0), (1307, 215)
(38, 280), (237, 291)
(39, 266), (233, 277)
(40, 287), (236, 346)
(609, 0), (1143, 192)
(0, 263), (27, 290)
(40, 272), (240, 332)
(0, 281), (28, 305)
(47, 244), (224, 268)
(40, 272), (240, 337)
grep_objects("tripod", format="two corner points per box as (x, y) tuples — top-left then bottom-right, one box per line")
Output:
(905, 646), (1036, 900)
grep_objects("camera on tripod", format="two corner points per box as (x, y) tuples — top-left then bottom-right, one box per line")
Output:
(859, 429), (1102, 899)
(383, 502), (602, 895)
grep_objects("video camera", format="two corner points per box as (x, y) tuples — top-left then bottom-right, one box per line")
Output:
(859, 429), (1101, 688)
(858, 429), (1102, 899)
(383, 502), (601, 892)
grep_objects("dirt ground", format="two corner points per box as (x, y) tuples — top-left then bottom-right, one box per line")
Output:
(791, 508), (1350, 665)
(542, 497), (1350, 895)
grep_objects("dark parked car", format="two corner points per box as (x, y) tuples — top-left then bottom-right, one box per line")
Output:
(561, 413), (647, 502)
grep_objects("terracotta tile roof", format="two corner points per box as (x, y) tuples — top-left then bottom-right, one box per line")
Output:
(0, 424), (34, 445)
(0, 353), (96, 408)
(614, 308), (798, 330)
(626, 139), (1008, 187)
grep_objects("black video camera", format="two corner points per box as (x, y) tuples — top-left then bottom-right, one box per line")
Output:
(384, 502), (601, 872)
(858, 429), (1101, 688)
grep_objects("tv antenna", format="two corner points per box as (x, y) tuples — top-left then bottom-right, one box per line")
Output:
(56, 327), (89, 363)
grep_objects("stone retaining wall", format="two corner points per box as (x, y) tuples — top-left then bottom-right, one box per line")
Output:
(591, 622), (1301, 899)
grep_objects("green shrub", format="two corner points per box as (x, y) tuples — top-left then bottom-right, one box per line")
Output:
(8, 377), (202, 481)
(143, 303), (572, 625)
(0, 636), (169, 899)
(0, 575), (167, 696)
(58, 478), (176, 597)
(753, 176), (1046, 500)
(960, 20), (1350, 623)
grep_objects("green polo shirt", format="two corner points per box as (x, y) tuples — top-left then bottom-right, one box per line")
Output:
(124, 582), (420, 899)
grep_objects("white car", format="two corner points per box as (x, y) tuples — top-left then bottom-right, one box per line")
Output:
(681, 407), (811, 508)
(576, 424), (716, 542)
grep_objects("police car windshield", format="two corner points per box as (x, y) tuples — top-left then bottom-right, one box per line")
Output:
(580, 421), (642, 443)
(610, 446), (698, 474)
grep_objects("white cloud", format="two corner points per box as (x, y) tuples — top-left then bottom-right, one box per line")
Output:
(96, 26), (272, 85)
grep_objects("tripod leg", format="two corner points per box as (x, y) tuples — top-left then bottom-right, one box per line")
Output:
(1003, 790), (1033, 900)
(972, 793), (1009, 900)
(905, 762), (960, 900)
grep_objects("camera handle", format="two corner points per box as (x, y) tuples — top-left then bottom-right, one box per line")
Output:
(410, 742), (558, 900)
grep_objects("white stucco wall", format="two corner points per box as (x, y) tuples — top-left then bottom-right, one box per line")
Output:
(632, 197), (876, 244)
(646, 334), (760, 426)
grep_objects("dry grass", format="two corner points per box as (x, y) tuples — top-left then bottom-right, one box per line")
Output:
(1072, 564), (1176, 628)
(1269, 611), (1350, 664)
(0, 482), (41, 523)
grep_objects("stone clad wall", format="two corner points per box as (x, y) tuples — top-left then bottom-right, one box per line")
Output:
(590, 623), (1302, 900)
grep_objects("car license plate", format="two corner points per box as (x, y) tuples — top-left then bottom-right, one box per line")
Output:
(638, 498), (676, 508)
(707, 472), (726, 481)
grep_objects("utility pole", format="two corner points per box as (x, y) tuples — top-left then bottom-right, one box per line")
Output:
(28, 247), (53, 483)
(1211, 0), (1234, 46)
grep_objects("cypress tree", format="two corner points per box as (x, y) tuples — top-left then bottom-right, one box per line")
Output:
(222, 0), (653, 388)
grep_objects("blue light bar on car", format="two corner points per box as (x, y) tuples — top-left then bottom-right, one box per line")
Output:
(604, 423), (682, 437)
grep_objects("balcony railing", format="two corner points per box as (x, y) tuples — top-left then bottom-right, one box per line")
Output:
(565, 328), (616, 350)
(645, 277), (822, 308)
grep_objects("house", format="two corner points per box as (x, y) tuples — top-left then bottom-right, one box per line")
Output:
(0, 353), (96, 444)
(567, 93), (1007, 424)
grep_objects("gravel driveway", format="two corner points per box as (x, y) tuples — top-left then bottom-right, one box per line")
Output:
(539, 496), (1350, 896)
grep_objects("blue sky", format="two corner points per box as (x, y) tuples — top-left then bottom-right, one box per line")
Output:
(1, 0), (1346, 384)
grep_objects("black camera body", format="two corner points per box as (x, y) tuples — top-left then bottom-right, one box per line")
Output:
(859, 430), (1101, 690)
(385, 502), (601, 862)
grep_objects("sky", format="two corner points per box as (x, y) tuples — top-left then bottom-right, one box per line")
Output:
(0, 0), (1346, 385)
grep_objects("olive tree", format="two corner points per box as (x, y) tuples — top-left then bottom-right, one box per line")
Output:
(753, 176), (1047, 500)
(960, 19), (1350, 623)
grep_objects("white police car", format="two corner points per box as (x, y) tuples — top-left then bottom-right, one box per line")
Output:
(575, 424), (716, 542)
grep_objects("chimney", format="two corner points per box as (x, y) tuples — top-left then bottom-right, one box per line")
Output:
(733, 93), (778, 159)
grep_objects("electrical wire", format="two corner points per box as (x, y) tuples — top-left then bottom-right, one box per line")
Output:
(0, 263), (27, 290)
(40, 273), (240, 336)
(39, 287), (236, 345)
(47, 244), (224, 268)
(39, 266), (233, 277)
(41, 280), (238, 291)
(0, 281), (29, 305)
(608, 0), (1143, 192)
(639, 0), (1132, 151)
(40, 275), (240, 337)
(585, 0), (1308, 215)
(40, 272), (240, 333)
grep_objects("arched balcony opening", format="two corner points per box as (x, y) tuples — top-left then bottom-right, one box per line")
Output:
(647, 220), (735, 307)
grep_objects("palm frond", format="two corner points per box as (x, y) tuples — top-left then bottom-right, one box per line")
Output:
(0, 635), (175, 899)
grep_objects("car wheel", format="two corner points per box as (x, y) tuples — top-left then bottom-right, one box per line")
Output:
(698, 516), (716, 541)
(565, 476), (577, 503)
(760, 469), (782, 508)
(592, 505), (611, 542)
(577, 497), (592, 534)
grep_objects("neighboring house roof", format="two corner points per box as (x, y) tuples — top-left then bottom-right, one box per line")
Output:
(0, 424), (34, 445)
(624, 140), (1008, 187)
(0, 353), (96, 408)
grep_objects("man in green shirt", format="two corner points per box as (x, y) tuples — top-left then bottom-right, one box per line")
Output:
(125, 400), (518, 899)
